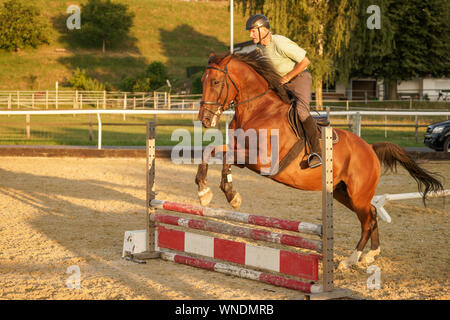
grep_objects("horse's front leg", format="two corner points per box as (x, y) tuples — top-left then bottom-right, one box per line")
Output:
(220, 162), (242, 210)
(195, 161), (212, 206)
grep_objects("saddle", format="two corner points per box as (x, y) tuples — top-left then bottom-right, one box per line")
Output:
(287, 103), (338, 141)
(268, 102), (338, 177)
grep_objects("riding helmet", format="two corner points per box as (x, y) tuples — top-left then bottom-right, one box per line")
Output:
(245, 14), (270, 30)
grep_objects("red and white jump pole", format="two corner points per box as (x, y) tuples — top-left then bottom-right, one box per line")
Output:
(124, 122), (351, 300)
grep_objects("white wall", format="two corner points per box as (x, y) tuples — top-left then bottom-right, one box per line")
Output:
(423, 78), (450, 100)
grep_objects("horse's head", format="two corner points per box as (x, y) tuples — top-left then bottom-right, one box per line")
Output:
(198, 53), (239, 128)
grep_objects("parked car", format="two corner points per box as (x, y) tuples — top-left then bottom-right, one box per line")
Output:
(423, 120), (450, 152)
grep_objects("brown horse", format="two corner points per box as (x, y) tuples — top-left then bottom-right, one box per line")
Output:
(195, 51), (443, 269)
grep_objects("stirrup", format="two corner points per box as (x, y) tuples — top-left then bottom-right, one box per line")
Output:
(307, 153), (322, 168)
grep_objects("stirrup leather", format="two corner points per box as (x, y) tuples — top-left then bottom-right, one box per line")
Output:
(307, 153), (322, 168)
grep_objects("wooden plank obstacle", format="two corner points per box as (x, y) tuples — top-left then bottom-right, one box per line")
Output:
(123, 121), (352, 299)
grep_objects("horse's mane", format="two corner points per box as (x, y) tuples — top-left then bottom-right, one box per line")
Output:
(208, 51), (291, 104)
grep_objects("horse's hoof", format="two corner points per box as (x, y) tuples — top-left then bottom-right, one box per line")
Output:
(362, 248), (381, 264)
(338, 260), (351, 270)
(338, 250), (362, 270)
(198, 187), (213, 207)
(229, 192), (242, 210)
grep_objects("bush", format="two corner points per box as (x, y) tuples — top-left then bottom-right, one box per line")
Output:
(0, 0), (49, 51)
(69, 68), (110, 91)
(120, 61), (170, 92)
(191, 73), (203, 94)
(145, 62), (169, 90)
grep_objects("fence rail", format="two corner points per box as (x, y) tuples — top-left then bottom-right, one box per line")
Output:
(1, 90), (449, 110)
(0, 90), (202, 110)
(0, 109), (449, 149)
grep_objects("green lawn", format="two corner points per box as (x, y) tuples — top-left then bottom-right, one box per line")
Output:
(0, 113), (446, 148)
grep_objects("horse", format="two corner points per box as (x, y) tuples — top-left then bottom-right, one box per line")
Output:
(195, 51), (443, 269)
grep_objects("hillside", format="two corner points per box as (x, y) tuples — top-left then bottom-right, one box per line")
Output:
(0, 0), (250, 91)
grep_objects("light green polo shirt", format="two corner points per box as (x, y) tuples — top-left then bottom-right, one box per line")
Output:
(256, 34), (307, 77)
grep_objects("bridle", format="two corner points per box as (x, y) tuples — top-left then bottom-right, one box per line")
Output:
(200, 63), (238, 118)
(200, 59), (271, 126)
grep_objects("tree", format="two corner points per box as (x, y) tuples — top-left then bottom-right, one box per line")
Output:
(0, 0), (49, 51)
(340, 0), (450, 100)
(235, 0), (359, 107)
(77, 0), (134, 53)
(380, 0), (450, 99)
(335, 0), (394, 82)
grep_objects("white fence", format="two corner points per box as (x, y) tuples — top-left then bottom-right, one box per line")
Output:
(0, 90), (202, 110)
(1, 90), (449, 110)
(0, 109), (449, 149)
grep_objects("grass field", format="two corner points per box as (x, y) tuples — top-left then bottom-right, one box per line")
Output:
(0, 0), (249, 90)
(0, 113), (448, 148)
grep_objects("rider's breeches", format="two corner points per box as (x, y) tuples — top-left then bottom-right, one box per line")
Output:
(284, 70), (312, 121)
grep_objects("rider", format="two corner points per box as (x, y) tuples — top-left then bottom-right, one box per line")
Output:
(246, 14), (322, 168)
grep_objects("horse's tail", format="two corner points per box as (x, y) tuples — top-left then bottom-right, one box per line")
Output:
(371, 142), (443, 205)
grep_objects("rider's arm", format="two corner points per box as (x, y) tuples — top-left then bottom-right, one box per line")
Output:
(281, 57), (310, 84)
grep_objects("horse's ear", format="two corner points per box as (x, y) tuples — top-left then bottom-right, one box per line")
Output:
(208, 52), (216, 64)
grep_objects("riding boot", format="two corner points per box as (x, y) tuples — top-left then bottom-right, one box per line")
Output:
(302, 115), (322, 168)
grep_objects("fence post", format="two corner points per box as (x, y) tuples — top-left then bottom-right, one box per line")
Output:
(164, 92), (167, 108)
(8, 94), (11, 110)
(55, 82), (59, 109)
(123, 93), (127, 120)
(154, 91), (157, 109)
(142, 93), (145, 108)
(45, 90), (48, 109)
(384, 108), (388, 138)
(97, 113), (102, 150)
(31, 93), (34, 109)
(133, 96), (136, 110)
(26, 114), (30, 140)
(415, 115), (419, 143)
(103, 90), (106, 109)
(346, 100), (350, 129)
(168, 93), (171, 109)
(89, 114), (93, 141)
(353, 112), (361, 137)
(80, 94), (83, 109)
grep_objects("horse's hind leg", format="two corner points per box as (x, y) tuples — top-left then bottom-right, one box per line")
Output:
(361, 206), (381, 264)
(334, 182), (380, 269)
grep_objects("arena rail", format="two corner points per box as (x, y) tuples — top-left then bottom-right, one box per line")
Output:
(0, 109), (449, 149)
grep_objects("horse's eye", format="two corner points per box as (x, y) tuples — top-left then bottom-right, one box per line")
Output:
(213, 80), (220, 86)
